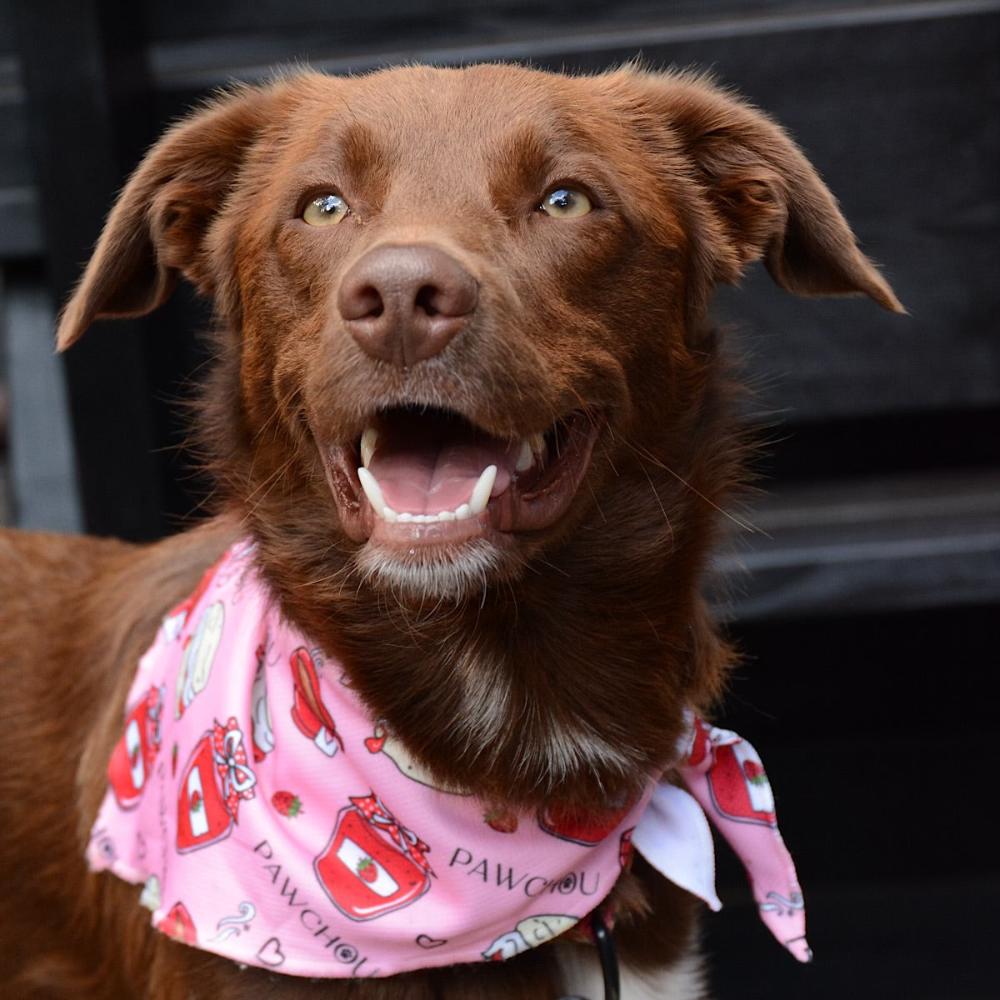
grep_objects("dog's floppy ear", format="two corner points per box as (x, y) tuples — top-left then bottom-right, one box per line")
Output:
(620, 69), (903, 313)
(56, 83), (282, 350)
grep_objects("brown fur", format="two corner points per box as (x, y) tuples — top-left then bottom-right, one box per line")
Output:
(0, 64), (898, 997)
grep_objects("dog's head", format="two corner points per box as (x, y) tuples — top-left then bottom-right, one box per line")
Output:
(59, 65), (898, 599)
(59, 65), (899, 805)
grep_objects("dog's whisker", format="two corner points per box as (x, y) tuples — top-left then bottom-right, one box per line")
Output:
(620, 436), (761, 535)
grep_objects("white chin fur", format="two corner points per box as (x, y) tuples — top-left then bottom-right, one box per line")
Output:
(556, 942), (707, 1000)
(352, 538), (505, 602)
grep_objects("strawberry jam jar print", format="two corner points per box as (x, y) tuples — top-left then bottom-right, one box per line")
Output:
(539, 801), (632, 845)
(689, 717), (776, 826)
(107, 685), (163, 809)
(289, 647), (343, 757)
(314, 793), (433, 921)
(176, 718), (256, 853)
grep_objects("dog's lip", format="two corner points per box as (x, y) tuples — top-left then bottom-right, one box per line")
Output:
(321, 408), (603, 548)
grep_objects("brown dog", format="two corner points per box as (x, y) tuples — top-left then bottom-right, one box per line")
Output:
(0, 64), (899, 998)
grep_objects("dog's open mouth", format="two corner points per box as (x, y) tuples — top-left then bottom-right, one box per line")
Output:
(325, 406), (602, 547)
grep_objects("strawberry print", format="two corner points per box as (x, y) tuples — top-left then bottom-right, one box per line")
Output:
(743, 759), (768, 785)
(357, 857), (377, 883)
(272, 791), (304, 818)
(484, 808), (519, 834)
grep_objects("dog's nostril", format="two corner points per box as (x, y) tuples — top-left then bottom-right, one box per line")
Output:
(415, 285), (440, 318)
(339, 277), (385, 323)
(359, 286), (384, 320)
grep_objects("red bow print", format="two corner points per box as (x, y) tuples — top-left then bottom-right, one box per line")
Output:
(350, 792), (434, 877)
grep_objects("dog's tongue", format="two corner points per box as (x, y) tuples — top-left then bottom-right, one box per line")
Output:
(367, 414), (517, 515)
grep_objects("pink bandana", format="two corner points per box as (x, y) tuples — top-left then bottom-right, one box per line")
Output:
(87, 540), (810, 978)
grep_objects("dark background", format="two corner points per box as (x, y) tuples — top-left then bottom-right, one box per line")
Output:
(1, 2), (997, 997)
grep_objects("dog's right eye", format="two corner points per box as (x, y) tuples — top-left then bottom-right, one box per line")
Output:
(539, 187), (592, 219)
(302, 193), (350, 227)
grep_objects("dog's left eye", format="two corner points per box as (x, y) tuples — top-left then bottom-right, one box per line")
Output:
(539, 187), (592, 219)
(302, 193), (350, 226)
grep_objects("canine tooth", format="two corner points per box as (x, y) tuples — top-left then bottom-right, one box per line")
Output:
(455, 503), (472, 520)
(382, 505), (399, 523)
(360, 427), (378, 468)
(398, 512), (414, 523)
(358, 467), (385, 512)
(515, 439), (534, 472)
(469, 465), (497, 514)
(437, 510), (456, 522)
(530, 432), (546, 460)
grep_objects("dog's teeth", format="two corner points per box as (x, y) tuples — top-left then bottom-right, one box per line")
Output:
(357, 467), (385, 512)
(469, 465), (497, 515)
(515, 439), (534, 472)
(530, 432), (546, 461)
(362, 466), (496, 525)
(360, 427), (378, 469)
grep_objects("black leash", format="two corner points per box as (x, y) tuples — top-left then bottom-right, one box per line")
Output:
(590, 908), (621, 1000)
(558, 909), (620, 1000)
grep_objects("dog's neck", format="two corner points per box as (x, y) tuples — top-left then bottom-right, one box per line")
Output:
(207, 334), (739, 813)
(270, 536), (688, 799)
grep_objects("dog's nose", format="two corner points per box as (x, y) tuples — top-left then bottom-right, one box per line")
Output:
(338, 245), (478, 366)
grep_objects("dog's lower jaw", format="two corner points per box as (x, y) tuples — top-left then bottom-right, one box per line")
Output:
(351, 535), (511, 602)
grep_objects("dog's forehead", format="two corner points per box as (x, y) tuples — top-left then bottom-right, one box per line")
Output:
(288, 66), (623, 194)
